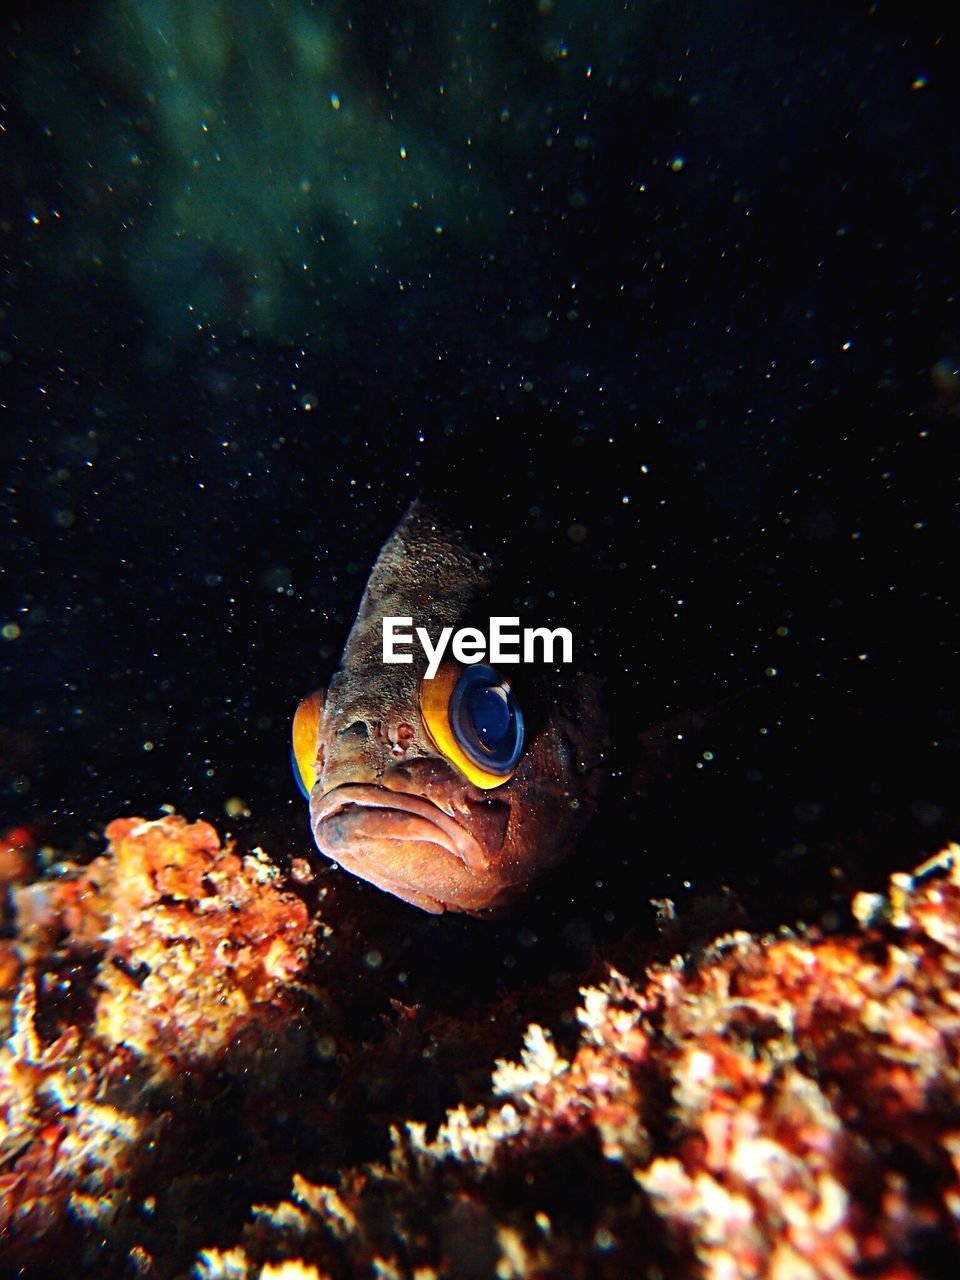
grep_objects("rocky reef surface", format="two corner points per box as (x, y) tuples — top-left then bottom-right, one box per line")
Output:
(2, 815), (960, 1278)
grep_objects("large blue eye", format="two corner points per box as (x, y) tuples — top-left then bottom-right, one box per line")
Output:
(449, 664), (524, 773)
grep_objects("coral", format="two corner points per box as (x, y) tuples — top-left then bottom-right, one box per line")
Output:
(0, 824), (38, 894)
(0, 970), (144, 1254)
(7, 815), (960, 1277)
(13, 814), (317, 1074)
(1, 814), (319, 1267)
(1, 825), (37, 1034)
(202, 845), (960, 1279)
(87, 816), (316, 1069)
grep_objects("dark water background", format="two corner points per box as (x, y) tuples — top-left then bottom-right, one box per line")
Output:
(1, 1), (958, 944)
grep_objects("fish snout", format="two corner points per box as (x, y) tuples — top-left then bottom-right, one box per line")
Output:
(311, 782), (488, 869)
(307, 777), (515, 914)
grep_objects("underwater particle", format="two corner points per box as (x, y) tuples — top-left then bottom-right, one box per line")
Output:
(300, 392), (318, 411)
(566, 522), (587, 543)
(224, 796), (251, 819)
(518, 313), (551, 344)
(261, 565), (293, 593)
(1, 622), (21, 640)
(931, 357), (959, 400)
(669, 155), (686, 171)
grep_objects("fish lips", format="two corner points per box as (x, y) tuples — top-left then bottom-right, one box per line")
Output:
(312, 783), (490, 876)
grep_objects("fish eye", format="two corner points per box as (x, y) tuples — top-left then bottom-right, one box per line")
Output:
(452, 668), (524, 770)
(291, 689), (325, 799)
(419, 663), (523, 789)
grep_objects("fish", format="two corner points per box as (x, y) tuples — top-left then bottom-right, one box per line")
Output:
(292, 502), (607, 915)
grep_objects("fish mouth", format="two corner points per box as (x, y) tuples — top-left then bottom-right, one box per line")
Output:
(312, 783), (489, 874)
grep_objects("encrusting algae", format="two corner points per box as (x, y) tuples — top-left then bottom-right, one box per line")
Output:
(3, 816), (960, 1277)
(0, 969), (145, 1244)
(12, 814), (318, 1071)
(1, 814), (318, 1269)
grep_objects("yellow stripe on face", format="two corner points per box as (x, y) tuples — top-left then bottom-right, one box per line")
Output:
(292, 689), (325, 797)
(419, 662), (514, 790)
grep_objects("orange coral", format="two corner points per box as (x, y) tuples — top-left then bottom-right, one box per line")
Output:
(7, 819), (960, 1277)
(1, 813), (319, 1264)
(447, 846), (960, 1276)
(77, 815), (317, 1070)
(10, 813), (317, 1072)
(0, 971), (143, 1250)
(208, 846), (960, 1279)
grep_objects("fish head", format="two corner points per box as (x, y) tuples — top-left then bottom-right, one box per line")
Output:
(291, 504), (606, 915)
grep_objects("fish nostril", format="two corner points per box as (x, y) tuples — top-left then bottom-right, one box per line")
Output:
(389, 723), (415, 758)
